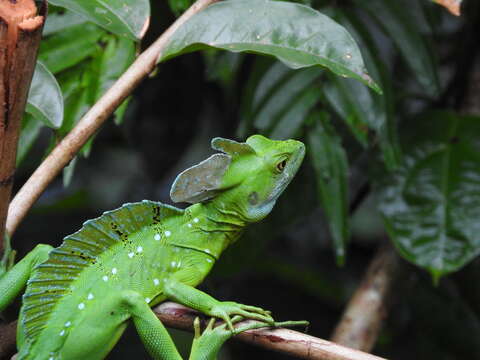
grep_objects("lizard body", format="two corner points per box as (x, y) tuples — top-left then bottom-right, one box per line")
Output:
(0, 135), (305, 360)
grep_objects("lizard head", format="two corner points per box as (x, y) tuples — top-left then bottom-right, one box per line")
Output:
(170, 135), (305, 222)
(227, 134), (306, 221)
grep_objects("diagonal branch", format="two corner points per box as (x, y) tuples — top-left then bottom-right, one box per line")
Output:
(158, 302), (388, 360)
(2, 302), (389, 360)
(5, 0), (220, 237)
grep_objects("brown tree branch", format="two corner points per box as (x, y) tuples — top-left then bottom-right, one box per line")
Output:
(330, 246), (399, 352)
(156, 302), (388, 360)
(0, 0), (45, 251)
(5, 0), (220, 237)
(2, 302), (389, 360)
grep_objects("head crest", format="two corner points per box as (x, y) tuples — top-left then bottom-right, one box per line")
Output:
(170, 154), (231, 204)
(211, 137), (255, 156)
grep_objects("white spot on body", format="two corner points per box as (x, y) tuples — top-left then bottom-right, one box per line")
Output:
(59, 330), (65, 336)
(78, 303), (85, 310)
(102, 276), (108, 282)
(112, 268), (117, 274)
(49, 357), (54, 360)
(206, 258), (212, 263)
(165, 230), (171, 237)
(145, 298), (151, 303)
(128, 252), (134, 258)
(154, 234), (161, 241)
(193, 218), (199, 223)
(65, 321), (71, 327)
(256, 35), (260, 40)
(205, 249), (211, 254)
(153, 278), (159, 286)
(87, 293), (94, 300)
(187, 223), (192, 228)
(171, 261), (176, 267)
(137, 246), (143, 253)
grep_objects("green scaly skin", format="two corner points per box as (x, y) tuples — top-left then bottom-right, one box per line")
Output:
(0, 135), (306, 360)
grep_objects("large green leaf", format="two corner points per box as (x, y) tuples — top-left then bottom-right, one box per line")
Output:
(308, 111), (350, 264)
(48, 0), (150, 40)
(159, 0), (380, 92)
(378, 111), (480, 281)
(26, 61), (63, 129)
(358, 0), (440, 97)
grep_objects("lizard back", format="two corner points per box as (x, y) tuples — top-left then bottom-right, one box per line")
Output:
(20, 200), (183, 348)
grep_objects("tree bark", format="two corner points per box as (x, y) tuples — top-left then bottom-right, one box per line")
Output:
(0, 0), (45, 252)
(156, 302), (387, 360)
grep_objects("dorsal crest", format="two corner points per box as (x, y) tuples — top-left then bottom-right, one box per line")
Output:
(21, 201), (182, 345)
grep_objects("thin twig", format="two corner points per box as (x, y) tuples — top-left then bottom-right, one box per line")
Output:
(155, 302), (388, 360)
(5, 0), (220, 237)
(330, 246), (398, 352)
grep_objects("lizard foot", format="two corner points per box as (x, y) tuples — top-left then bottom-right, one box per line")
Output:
(209, 301), (274, 332)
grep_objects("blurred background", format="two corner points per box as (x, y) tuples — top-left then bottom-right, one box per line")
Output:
(6, 0), (480, 359)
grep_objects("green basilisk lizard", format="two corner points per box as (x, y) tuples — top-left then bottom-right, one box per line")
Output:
(0, 135), (306, 360)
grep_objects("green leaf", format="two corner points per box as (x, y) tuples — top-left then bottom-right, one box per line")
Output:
(308, 111), (350, 265)
(160, 0), (381, 92)
(270, 86), (321, 139)
(358, 0), (440, 96)
(26, 61), (63, 129)
(17, 114), (43, 166)
(254, 67), (321, 131)
(84, 35), (136, 104)
(323, 75), (370, 146)
(378, 111), (480, 281)
(237, 57), (278, 138)
(168, 0), (194, 16)
(52, 35), (135, 163)
(63, 156), (78, 187)
(39, 23), (104, 73)
(56, 65), (90, 137)
(42, 10), (88, 36)
(48, 0), (150, 40)
(327, 10), (401, 169)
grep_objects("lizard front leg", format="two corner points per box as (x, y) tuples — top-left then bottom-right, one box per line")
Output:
(163, 277), (274, 331)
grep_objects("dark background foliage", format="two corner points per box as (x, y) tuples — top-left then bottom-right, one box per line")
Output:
(7, 0), (480, 359)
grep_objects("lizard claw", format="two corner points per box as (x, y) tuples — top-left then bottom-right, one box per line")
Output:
(210, 301), (275, 332)
(193, 317), (201, 339)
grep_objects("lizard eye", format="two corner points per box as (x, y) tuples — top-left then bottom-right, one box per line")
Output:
(276, 159), (287, 173)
